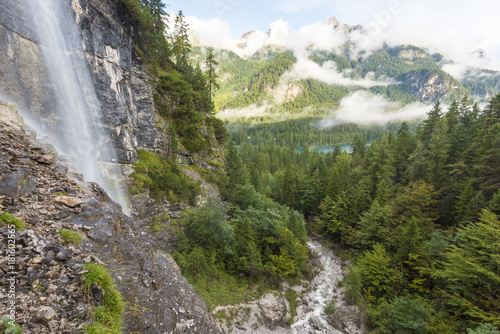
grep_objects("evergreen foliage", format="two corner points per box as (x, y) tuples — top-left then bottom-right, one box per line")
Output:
(213, 93), (500, 331)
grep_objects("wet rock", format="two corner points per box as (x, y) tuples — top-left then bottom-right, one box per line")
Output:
(309, 315), (325, 331)
(33, 154), (55, 164)
(327, 305), (364, 334)
(45, 244), (71, 262)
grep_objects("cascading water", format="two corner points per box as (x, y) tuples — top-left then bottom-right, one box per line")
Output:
(24, 0), (130, 214)
(291, 240), (345, 334)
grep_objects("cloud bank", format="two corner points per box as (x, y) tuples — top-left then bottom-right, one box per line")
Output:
(318, 91), (429, 128)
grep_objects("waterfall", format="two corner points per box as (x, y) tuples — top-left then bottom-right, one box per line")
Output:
(25, 0), (130, 214)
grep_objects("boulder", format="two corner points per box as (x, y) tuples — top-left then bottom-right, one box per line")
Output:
(55, 195), (83, 208)
(0, 169), (36, 197)
(327, 305), (364, 333)
(257, 293), (287, 330)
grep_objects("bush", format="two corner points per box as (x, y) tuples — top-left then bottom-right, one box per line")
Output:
(285, 289), (298, 318)
(324, 300), (336, 315)
(0, 213), (26, 230)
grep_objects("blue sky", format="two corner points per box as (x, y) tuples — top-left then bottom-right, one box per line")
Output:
(165, 0), (377, 38)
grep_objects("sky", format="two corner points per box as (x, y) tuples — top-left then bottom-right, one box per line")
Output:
(164, 0), (500, 62)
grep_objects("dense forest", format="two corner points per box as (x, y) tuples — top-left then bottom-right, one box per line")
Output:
(217, 94), (500, 332)
(227, 117), (420, 148)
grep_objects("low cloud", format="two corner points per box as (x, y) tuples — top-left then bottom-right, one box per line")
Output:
(282, 58), (394, 88)
(318, 91), (429, 129)
(217, 103), (271, 120)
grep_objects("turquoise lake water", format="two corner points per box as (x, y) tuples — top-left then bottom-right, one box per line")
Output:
(296, 143), (353, 154)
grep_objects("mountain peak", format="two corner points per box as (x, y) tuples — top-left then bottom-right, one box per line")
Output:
(326, 17), (362, 33)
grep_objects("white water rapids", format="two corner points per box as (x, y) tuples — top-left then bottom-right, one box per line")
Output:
(291, 240), (345, 334)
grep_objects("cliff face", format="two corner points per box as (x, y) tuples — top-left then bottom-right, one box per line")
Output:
(0, 0), (162, 163)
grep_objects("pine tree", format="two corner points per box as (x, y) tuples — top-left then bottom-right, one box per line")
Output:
(426, 119), (449, 188)
(431, 210), (500, 324)
(149, 0), (167, 35)
(420, 101), (442, 147)
(406, 141), (427, 181)
(172, 10), (191, 66)
(205, 47), (220, 100)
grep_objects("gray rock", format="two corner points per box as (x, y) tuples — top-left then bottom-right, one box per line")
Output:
(309, 315), (325, 331)
(33, 306), (57, 323)
(257, 293), (287, 330)
(0, 169), (36, 197)
(327, 305), (364, 333)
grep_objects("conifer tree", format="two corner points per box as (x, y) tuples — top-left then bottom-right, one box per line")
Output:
(420, 101), (442, 146)
(205, 47), (220, 100)
(172, 10), (191, 66)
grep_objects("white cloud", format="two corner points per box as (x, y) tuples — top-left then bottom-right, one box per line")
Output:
(182, 16), (234, 49)
(282, 58), (394, 88)
(217, 103), (271, 119)
(318, 91), (429, 128)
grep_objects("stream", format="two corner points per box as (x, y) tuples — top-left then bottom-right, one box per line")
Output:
(291, 240), (346, 334)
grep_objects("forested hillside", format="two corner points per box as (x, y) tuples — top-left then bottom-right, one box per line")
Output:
(211, 44), (500, 120)
(220, 93), (500, 332)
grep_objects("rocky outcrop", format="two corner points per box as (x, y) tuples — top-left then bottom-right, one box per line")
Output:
(397, 48), (428, 60)
(0, 0), (162, 164)
(0, 104), (219, 333)
(400, 69), (466, 101)
(327, 17), (362, 34)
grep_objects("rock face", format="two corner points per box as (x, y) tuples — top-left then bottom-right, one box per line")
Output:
(400, 69), (465, 101)
(0, 104), (219, 333)
(0, 0), (162, 164)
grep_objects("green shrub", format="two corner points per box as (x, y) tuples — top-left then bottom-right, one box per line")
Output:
(0, 213), (26, 230)
(57, 229), (83, 245)
(324, 300), (336, 315)
(129, 149), (201, 205)
(285, 289), (298, 318)
(83, 263), (125, 334)
(1, 316), (22, 334)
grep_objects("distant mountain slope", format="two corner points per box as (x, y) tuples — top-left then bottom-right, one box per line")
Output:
(194, 18), (500, 121)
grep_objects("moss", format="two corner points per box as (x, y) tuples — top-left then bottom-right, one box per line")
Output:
(83, 263), (125, 334)
(0, 213), (26, 230)
(57, 229), (83, 245)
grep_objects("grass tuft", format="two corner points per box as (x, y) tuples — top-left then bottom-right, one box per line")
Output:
(83, 263), (125, 334)
(0, 212), (26, 230)
(57, 229), (83, 245)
